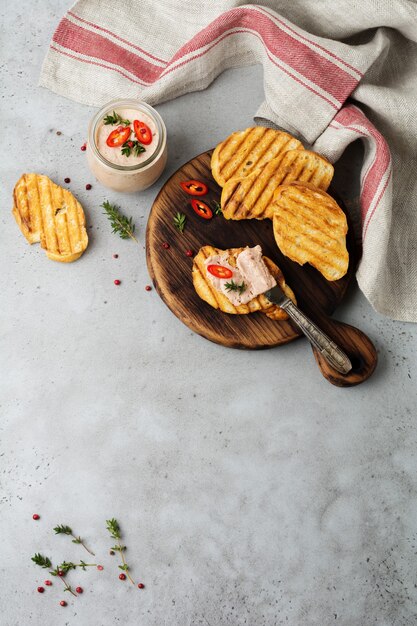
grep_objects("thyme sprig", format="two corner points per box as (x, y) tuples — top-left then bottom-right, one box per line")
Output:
(31, 553), (77, 597)
(173, 212), (187, 233)
(102, 201), (138, 243)
(212, 201), (222, 216)
(103, 110), (131, 126)
(106, 518), (135, 585)
(54, 524), (95, 556)
(121, 140), (146, 157)
(54, 560), (97, 574)
(224, 280), (246, 294)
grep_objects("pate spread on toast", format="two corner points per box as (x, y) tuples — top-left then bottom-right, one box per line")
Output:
(192, 245), (296, 320)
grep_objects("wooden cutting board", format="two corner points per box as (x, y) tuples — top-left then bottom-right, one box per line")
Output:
(146, 150), (377, 386)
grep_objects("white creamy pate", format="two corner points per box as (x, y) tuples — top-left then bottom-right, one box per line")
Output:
(96, 108), (158, 167)
(205, 245), (276, 306)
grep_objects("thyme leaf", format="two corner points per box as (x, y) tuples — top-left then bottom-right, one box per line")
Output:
(106, 518), (135, 585)
(212, 201), (222, 216)
(102, 201), (138, 243)
(224, 280), (246, 294)
(121, 140), (146, 157)
(103, 110), (131, 126)
(173, 212), (187, 233)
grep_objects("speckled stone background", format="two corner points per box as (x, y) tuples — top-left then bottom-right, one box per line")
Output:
(1, 2), (417, 625)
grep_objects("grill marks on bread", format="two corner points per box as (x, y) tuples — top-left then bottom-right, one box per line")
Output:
(211, 127), (303, 187)
(273, 182), (348, 281)
(12, 173), (88, 262)
(221, 150), (334, 221)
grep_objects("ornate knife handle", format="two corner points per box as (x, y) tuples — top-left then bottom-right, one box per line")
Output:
(281, 300), (352, 374)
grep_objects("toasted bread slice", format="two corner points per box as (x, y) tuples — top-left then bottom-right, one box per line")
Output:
(13, 173), (88, 263)
(211, 127), (303, 187)
(272, 182), (348, 281)
(221, 150), (334, 221)
(192, 245), (296, 320)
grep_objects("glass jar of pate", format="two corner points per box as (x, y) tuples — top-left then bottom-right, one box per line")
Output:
(87, 99), (167, 192)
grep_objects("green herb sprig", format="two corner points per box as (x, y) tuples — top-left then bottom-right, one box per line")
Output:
(173, 212), (187, 233)
(103, 110), (131, 126)
(121, 140), (146, 158)
(106, 518), (135, 585)
(212, 201), (222, 216)
(224, 280), (246, 294)
(31, 553), (76, 597)
(54, 560), (97, 574)
(54, 524), (95, 556)
(102, 201), (138, 243)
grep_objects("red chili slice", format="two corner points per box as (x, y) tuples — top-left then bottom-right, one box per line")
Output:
(133, 120), (152, 145)
(191, 199), (213, 220)
(207, 264), (233, 279)
(180, 180), (208, 196)
(106, 125), (131, 147)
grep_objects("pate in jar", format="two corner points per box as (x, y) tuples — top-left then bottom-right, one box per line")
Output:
(87, 99), (167, 192)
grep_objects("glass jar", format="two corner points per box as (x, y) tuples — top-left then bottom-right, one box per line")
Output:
(87, 99), (167, 192)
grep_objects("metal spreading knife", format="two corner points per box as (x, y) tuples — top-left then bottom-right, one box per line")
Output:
(265, 284), (352, 375)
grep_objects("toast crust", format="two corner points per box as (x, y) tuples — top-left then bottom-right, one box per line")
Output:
(211, 127), (303, 187)
(273, 182), (348, 281)
(221, 150), (334, 221)
(12, 173), (88, 263)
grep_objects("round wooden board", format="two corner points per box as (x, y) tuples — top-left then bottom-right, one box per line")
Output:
(146, 150), (357, 350)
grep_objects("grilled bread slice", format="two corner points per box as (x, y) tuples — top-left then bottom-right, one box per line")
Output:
(221, 149), (334, 221)
(272, 182), (348, 281)
(192, 245), (296, 320)
(13, 173), (88, 263)
(211, 127), (303, 187)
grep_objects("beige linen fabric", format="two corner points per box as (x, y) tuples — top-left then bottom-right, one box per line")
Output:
(40, 1), (417, 321)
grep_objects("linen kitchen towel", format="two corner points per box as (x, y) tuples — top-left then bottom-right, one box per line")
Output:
(40, 1), (417, 322)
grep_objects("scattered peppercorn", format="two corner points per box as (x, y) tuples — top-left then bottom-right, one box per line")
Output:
(114, 279), (121, 286)
(37, 586), (44, 593)
(60, 600), (67, 607)
(113, 254), (118, 259)
(86, 184), (92, 190)
(138, 583), (145, 589)
(109, 550), (115, 555)
(162, 242), (170, 249)
(81, 143), (87, 151)
(44, 580), (52, 586)
(64, 177), (71, 184)
(119, 573), (126, 581)
(56, 131), (62, 136)
(145, 285), (152, 291)
(185, 249), (193, 257)
(76, 587), (83, 594)
(32, 514), (40, 520)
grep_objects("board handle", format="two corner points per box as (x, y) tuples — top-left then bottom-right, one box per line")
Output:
(307, 314), (378, 387)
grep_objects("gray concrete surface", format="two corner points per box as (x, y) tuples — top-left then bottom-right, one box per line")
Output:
(1, 2), (417, 625)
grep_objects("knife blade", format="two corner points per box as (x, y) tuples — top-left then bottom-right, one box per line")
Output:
(265, 284), (352, 375)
